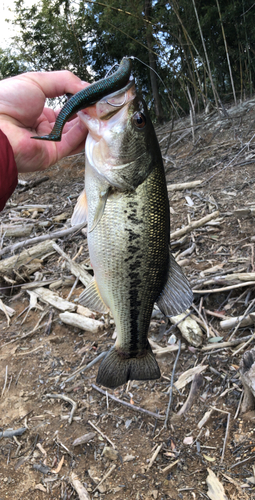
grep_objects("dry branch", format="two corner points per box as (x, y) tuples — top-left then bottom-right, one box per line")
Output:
(150, 339), (186, 357)
(45, 393), (77, 424)
(59, 312), (104, 333)
(201, 335), (253, 351)
(220, 313), (255, 330)
(0, 223), (85, 257)
(88, 420), (116, 449)
(167, 180), (202, 191)
(194, 281), (255, 294)
(197, 409), (214, 429)
(170, 211), (219, 240)
(70, 472), (91, 500)
(52, 242), (92, 287)
(146, 444), (163, 471)
(0, 224), (33, 238)
(91, 383), (164, 420)
(0, 240), (56, 277)
(32, 287), (76, 312)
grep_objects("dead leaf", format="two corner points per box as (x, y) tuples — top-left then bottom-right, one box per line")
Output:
(183, 436), (193, 445)
(203, 455), (216, 462)
(175, 365), (208, 390)
(206, 468), (228, 500)
(34, 484), (47, 492)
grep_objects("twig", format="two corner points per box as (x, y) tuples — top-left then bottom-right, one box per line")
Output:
(177, 374), (203, 416)
(229, 455), (255, 469)
(201, 335), (253, 351)
(228, 297), (255, 340)
(92, 464), (116, 493)
(221, 412), (230, 463)
(70, 472), (91, 500)
(167, 180), (202, 191)
(192, 303), (211, 338)
(204, 309), (227, 319)
(18, 175), (49, 192)
(170, 211), (219, 240)
(193, 281), (255, 294)
(88, 420), (116, 449)
(234, 391), (243, 420)
(232, 332), (255, 356)
(1, 365), (8, 398)
(45, 309), (54, 335)
(161, 459), (179, 473)
(15, 368), (23, 386)
(45, 393), (77, 424)
(66, 275), (79, 301)
(164, 339), (182, 428)
(62, 351), (106, 385)
(146, 444), (163, 471)
(15, 346), (44, 356)
(91, 383), (164, 420)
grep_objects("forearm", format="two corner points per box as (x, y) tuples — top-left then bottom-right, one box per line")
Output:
(0, 129), (18, 211)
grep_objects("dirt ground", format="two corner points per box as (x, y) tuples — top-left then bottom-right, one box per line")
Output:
(1, 98), (255, 499)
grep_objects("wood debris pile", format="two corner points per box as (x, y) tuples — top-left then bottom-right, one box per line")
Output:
(1, 97), (255, 498)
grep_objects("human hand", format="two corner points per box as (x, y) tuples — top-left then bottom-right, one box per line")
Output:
(0, 71), (89, 173)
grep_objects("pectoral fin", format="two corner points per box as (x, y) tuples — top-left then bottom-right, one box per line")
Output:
(88, 189), (109, 233)
(79, 277), (109, 313)
(157, 251), (193, 317)
(71, 190), (88, 226)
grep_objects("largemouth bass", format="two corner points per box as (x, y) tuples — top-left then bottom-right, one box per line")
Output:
(71, 79), (193, 389)
(32, 57), (132, 142)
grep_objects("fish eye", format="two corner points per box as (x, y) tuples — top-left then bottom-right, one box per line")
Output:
(133, 112), (146, 129)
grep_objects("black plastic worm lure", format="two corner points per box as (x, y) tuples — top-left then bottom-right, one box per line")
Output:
(32, 57), (132, 142)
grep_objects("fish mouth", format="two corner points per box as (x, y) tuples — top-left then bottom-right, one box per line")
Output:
(78, 82), (136, 142)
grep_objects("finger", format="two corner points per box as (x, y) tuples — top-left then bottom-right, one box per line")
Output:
(24, 71), (90, 99)
(54, 118), (88, 161)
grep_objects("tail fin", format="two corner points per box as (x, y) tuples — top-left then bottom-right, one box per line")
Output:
(96, 343), (160, 389)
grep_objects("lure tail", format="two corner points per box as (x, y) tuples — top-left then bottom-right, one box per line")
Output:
(96, 343), (160, 389)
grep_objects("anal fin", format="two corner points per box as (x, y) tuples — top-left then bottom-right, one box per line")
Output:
(79, 277), (108, 313)
(71, 189), (88, 226)
(157, 251), (193, 317)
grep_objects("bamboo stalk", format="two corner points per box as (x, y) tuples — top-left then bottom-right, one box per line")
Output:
(191, 0), (219, 112)
(215, 0), (237, 105)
